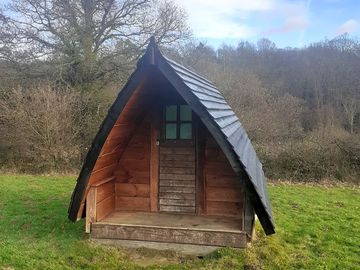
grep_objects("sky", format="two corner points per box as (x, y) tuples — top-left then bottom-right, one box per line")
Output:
(1, 0), (359, 49)
(174, 0), (360, 48)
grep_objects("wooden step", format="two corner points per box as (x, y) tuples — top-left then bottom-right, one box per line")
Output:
(90, 223), (248, 248)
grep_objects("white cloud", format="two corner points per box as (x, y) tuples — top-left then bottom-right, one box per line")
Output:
(175, 0), (312, 40)
(174, 0), (275, 39)
(335, 19), (359, 35)
(260, 0), (311, 47)
(263, 16), (309, 35)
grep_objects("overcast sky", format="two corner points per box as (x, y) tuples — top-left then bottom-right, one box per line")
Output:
(175, 0), (360, 48)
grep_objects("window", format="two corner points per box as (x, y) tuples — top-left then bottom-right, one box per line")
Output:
(164, 105), (192, 140)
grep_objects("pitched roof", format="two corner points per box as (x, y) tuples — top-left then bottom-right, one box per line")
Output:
(68, 37), (275, 235)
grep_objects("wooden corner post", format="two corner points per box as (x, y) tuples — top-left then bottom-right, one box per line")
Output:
(85, 186), (97, 233)
(195, 117), (206, 214)
(150, 108), (160, 212)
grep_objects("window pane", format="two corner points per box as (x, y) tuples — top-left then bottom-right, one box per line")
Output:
(180, 123), (192, 139)
(180, 105), (192, 121)
(165, 123), (177, 139)
(166, 105), (177, 121)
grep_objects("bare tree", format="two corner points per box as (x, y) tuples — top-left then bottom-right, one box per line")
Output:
(1, 0), (190, 86)
(0, 83), (82, 171)
(341, 95), (360, 134)
(0, 8), (13, 61)
(257, 38), (276, 52)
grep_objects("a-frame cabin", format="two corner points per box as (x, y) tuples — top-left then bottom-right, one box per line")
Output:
(68, 37), (275, 249)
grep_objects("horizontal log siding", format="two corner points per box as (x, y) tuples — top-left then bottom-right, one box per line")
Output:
(82, 86), (147, 219)
(204, 132), (244, 223)
(114, 116), (151, 212)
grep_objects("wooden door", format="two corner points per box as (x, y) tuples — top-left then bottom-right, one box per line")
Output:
(158, 145), (196, 213)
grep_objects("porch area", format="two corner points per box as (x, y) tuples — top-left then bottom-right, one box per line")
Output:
(90, 211), (250, 248)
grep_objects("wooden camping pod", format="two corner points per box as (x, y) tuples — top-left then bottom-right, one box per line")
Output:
(68, 37), (274, 249)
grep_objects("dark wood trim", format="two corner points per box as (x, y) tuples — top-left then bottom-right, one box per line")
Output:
(195, 117), (206, 214)
(160, 140), (194, 147)
(150, 108), (160, 212)
(243, 192), (255, 236)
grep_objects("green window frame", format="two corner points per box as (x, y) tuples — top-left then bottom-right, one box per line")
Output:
(164, 105), (193, 140)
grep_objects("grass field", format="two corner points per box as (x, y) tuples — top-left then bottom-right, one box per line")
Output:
(0, 175), (359, 269)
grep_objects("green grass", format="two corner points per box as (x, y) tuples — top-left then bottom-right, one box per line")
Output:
(0, 175), (359, 269)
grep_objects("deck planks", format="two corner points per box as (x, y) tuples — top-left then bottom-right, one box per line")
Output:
(91, 211), (247, 248)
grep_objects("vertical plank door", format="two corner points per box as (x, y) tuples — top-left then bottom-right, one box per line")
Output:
(158, 146), (196, 213)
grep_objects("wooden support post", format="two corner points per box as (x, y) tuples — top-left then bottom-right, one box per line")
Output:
(85, 186), (97, 233)
(195, 118), (206, 214)
(150, 110), (160, 212)
(243, 192), (255, 237)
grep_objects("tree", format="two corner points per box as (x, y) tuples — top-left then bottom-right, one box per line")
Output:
(0, 8), (12, 61)
(342, 96), (360, 134)
(1, 0), (190, 87)
(257, 38), (276, 52)
(0, 83), (82, 171)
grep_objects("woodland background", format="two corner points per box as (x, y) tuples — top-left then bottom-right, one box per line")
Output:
(0, 0), (359, 182)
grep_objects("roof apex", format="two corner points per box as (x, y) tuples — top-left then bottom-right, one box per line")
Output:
(141, 36), (161, 66)
(149, 36), (156, 46)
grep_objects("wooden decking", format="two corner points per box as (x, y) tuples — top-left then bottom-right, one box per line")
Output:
(90, 211), (249, 248)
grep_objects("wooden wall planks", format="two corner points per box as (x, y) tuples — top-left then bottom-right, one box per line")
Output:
(114, 116), (152, 212)
(96, 181), (115, 203)
(86, 180), (116, 232)
(115, 183), (150, 197)
(203, 132), (245, 222)
(96, 195), (115, 221)
(206, 201), (244, 216)
(115, 197), (150, 211)
(206, 187), (244, 202)
(89, 164), (117, 185)
(81, 85), (147, 219)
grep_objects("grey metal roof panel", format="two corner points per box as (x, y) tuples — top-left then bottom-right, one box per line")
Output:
(173, 69), (216, 90)
(180, 78), (222, 97)
(228, 128), (245, 146)
(221, 121), (242, 138)
(178, 74), (217, 91)
(185, 82), (224, 99)
(199, 100), (232, 110)
(163, 56), (215, 86)
(208, 109), (235, 119)
(214, 115), (239, 129)
(192, 91), (228, 104)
